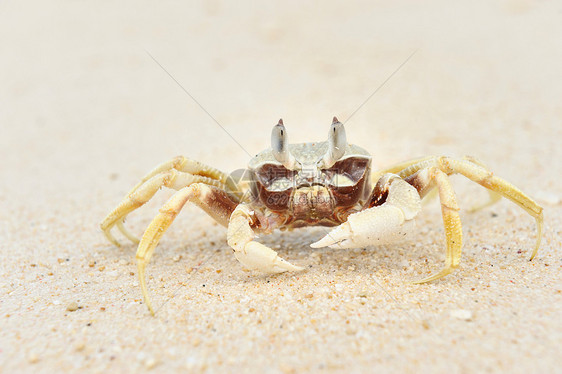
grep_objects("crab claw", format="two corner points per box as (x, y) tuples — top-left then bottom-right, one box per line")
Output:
(234, 241), (304, 274)
(312, 175), (421, 249)
(311, 205), (415, 249)
(310, 222), (353, 249)
(228, 204), (304, 274)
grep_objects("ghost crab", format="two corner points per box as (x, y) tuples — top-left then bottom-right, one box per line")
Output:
(101, 117), (543, 315)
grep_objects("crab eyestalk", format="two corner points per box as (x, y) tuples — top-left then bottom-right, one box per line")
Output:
(271, 118), (297, 169)
(320, 117), (347, 168)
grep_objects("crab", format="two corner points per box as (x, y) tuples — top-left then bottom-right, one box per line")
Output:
(101, 117), (543, 315)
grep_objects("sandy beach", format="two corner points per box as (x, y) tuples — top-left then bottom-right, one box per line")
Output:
(1, 1), (561, 373)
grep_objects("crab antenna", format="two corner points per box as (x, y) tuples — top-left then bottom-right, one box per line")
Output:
(321, 117), (347, 168)
(271, 119), (296, 169)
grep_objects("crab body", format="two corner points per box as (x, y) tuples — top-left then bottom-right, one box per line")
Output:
(101, 117), (543, 315)
(248, 141), (372, 229)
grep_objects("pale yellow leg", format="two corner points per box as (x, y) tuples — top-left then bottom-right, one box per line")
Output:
(101, 169), (223, 246)
(104, 156), (239, 245)
(116, 220), (140, 244)
(401, 156), (543, 264)
(136, 183), (205, 315)
(135, 182), (241, 315)
(462, 156), (502, 213)
(126, 156), (235, 196)
(445, 157), (542, 259)
(373, 155), (499, 209)
(409, 168), (463, 283)
(371, 155), (436, 184)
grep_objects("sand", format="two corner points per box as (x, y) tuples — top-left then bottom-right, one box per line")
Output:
(1, 1), (561, 373)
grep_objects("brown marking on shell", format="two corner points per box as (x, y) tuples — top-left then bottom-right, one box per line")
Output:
(258, 185), (293, 211)
(327, 157), (371, 207)
(365, 173), (405, 209)
(252, 163), (296, 211)
(250, 156), (372, 223)
(248, 143), (373, 228)
(291, 186), (335, 220)
(285, 218), (341, 229)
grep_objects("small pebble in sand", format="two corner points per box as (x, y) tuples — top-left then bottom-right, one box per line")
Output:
(66, 302), (79, 312)
(450, 309), (473, 321)
(145, 357), (158, 369)
(28, 353), (39, 364)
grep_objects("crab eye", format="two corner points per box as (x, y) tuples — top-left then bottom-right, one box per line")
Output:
(271, 118), (296, 169)
(320, 116), (347, 168)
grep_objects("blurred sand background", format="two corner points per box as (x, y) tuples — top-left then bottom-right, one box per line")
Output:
(1, 1), (561, 373)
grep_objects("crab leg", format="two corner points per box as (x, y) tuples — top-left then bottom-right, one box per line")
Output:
(371, 155), (436, 183)
(461, 156), (501, 212)
(311, 174), (422, 249)
(136, 183), (238, 315)
(227, 204), (303, 274)
(406, 167), (463, 283)
(376, 155), (501, 211)
(101, 170), (225, 247)
(127, 156), (237, 196)
(401, 156), (543, 260)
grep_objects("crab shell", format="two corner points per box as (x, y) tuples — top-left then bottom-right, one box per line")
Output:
(247, 141), (372, 228)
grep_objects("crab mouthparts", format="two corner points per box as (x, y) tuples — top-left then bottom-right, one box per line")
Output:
(294, 165), (328, 187)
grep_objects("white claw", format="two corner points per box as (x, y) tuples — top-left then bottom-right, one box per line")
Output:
(310, 222), (353, 249)
(311, 205), (416, 249)
(311, 177), (421, 250)
(235, 241), (304, 274)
